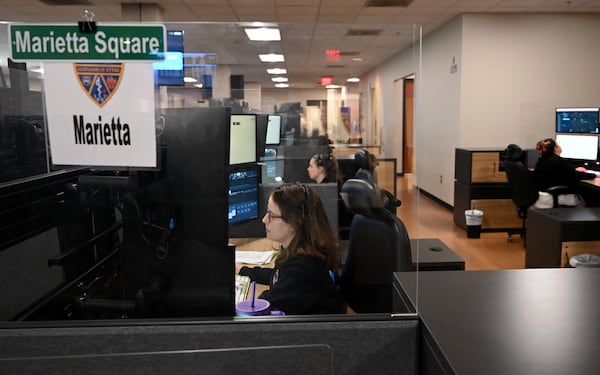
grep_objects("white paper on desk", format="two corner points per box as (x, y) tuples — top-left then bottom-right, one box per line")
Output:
(235, 250), (275, 265)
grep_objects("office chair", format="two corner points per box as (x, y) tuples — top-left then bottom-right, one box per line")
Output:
(353, 149), (376, 183)
(353, 149), (402, 214)
(502, 144), (570, 245)
(339, 178), (412, 313)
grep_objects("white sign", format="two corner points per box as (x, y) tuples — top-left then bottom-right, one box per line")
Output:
(43, 61), (157, 167)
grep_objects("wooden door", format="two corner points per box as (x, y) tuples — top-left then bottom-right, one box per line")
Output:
(403, 79), (414, 173)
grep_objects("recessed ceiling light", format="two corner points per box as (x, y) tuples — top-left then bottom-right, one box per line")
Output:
(325, 84), (341, 89)
(194, 83), (204, 88)
(245, 28), (281, 41)
(267, 68), (287, 74)
(352, 57), (363, 61)
(347, 77), (360, 83)
(271, 77), (288, 82)
(183, 76), (198, 83)
(275, 83), (289, 88)
(259, 54), (285, 62)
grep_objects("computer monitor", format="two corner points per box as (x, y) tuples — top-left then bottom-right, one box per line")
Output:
(266, 115), (282, 145)
(228, 165), (260, 225)
(555, 134), (599, 161)
(555, 108), (599, 134)
(260, 158), (284, 183)
(229, 114), (257, 165)
(153, 30), (184, 86)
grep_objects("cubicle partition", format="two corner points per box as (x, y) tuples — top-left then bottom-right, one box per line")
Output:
(0, 315), (419, 375)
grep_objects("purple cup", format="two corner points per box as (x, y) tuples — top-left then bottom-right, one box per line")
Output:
(236, 298), (271, 316)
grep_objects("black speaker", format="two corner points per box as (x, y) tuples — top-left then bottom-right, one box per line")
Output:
(230, 75), (244, 99)
(201, 74), (213, 99)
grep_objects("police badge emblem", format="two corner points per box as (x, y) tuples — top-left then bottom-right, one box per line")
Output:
(73, 63), (124, 108)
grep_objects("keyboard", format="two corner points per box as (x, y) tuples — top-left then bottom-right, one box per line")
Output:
(235, 274), (251, 304)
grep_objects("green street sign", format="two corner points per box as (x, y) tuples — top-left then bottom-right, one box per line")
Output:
(9, 24), (166, 61)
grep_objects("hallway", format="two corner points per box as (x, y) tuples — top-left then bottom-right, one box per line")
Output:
(396, 175), (526, 270)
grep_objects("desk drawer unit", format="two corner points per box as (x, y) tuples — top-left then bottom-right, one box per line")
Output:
(454, 148), (521, 232)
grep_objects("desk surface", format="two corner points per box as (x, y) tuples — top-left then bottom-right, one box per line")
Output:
(410, 238), (465, 271)
(526, 207), (600, 267)
(529, 206), (600, 223)
(231, 238), (279, 299)
(394, 269), (600, 375)
(579, 177), (600, 190)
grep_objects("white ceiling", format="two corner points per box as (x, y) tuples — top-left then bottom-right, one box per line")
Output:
(2, 0), (600, 89)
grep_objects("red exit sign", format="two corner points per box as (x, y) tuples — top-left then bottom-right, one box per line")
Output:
(326, 49), (340, 61)
(320, 76), (332, 86)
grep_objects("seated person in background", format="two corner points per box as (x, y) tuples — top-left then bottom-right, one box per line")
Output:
(531, 138), (597, 206)
(307, 153), (342, 189)
(236, 183), (345, 315)
(532, 138), (597, 190)
(307, 153), (354, 238)
(353, 149), (377, 183)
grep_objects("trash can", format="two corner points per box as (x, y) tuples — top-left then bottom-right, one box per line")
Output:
(465, 209), (484, 238)
(569, 254), (600, 268)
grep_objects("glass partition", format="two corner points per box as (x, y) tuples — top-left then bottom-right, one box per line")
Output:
(0, 18), (422, 324)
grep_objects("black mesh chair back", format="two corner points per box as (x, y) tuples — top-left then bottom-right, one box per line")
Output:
(339, 179), (411, 313)
(353, 149), (375, 183)
(503, 144), (539, 214)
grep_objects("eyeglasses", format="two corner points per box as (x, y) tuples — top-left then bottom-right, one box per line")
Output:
(264, 210), (283, 222)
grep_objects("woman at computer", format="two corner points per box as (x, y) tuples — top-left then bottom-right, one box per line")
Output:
(307, 153), (342, 189)
(532, 138), (597, 190)
(236, 183), (345, 315)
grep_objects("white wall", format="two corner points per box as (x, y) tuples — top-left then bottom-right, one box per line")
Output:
(363, 13), (600, 206)
(260, 87), (327, 114)
(359, 32), (422, 173)
(460, 13), (600, 149)
(417, 17), (463, 204)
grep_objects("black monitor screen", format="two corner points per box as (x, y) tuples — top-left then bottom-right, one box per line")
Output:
(266, 115), (282, 145)
(229, 114), (257, 165)
(555, 134), (599, 161)
(228, 166), (260, 225)
(555, 108), (599, 134)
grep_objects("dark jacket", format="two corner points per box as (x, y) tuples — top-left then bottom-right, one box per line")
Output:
(239, 255), (345, 315)
(532, 153), (595, 191)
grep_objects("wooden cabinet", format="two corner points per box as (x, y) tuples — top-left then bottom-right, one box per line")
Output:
(471, 152), (507, 183)
(454, 148), (521, 232)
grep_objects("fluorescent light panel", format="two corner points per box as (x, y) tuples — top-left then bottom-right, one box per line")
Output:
(259, 54), (285, 62)
(275, 83), (289, 88)
(267, 68), (287, 74)
(271, 77), (288, 82)
(245, 27), (281, 41)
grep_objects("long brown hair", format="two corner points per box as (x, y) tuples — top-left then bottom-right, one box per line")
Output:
(270, 183), (339, 270)
(311, 153), (342, 189)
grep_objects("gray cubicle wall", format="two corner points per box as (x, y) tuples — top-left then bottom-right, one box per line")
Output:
(0, 315), (419, 375)
(228, 182), (340, 238)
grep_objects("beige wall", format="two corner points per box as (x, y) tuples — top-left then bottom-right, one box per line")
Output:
(361, 13), (600, 206)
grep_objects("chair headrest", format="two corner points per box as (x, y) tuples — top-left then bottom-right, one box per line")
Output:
(340, 179), (385, 217)
(503, 144), (523, 162)
(354, 149), (370, 170)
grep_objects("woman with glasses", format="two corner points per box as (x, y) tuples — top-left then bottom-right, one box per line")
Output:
(236, 183), (345, 314)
